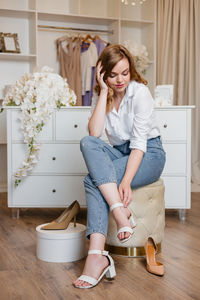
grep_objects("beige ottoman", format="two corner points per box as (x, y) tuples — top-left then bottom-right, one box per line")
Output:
(105, 179), (165, 257)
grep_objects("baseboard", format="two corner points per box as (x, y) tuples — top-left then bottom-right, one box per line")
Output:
(0, 183), (7, 193)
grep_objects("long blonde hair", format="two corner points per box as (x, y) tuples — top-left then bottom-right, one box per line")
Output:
(94, 44), (147, 113)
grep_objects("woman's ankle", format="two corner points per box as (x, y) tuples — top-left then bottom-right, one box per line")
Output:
(82, 253), (109, 274)
(123, 207), (131, 218)
(112, 207), (130, 226)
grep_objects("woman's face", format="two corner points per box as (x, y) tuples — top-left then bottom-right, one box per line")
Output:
(106, 57), (131, 94)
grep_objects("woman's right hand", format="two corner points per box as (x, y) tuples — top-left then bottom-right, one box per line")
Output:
(96, 62), (108, 92)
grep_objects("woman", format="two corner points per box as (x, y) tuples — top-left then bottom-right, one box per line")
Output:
(73, 44), (166, 288)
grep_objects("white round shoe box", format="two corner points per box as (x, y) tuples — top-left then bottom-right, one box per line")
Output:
(36, 222), (87, 263)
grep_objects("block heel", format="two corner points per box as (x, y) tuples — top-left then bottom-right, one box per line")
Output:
(106, 265), (116, 278)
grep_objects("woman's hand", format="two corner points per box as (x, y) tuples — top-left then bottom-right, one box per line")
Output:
(96, 62), (108, 91)
(118, 179), (133, 208)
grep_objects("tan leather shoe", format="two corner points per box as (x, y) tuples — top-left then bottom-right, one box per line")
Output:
(41, 200), (80, 230)
(144, 237), (164, 276)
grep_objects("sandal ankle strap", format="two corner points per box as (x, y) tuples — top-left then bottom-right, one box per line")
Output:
(88, 250), (109, 256)
(110, 202), (124, 212)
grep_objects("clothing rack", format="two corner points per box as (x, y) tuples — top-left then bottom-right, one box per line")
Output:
(38, 25), (113, 34)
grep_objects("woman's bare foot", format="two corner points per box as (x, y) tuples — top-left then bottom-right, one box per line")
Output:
(73, 253), (109, 288)
(112, 206), (132, 241)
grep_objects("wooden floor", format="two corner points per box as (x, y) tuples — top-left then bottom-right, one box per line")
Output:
(0, 193), (200, 300)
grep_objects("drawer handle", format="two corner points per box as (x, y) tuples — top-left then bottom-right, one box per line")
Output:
(52, 157), (56, 161)
(163, 123), (167, 128)
(74, 124), (78, 128)
(52, 189), (56, 193)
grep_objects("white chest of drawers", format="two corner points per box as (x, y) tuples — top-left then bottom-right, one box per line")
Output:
(7, 106), (194, 220)
(156, 106), (194, 220)
(7, 107), (90, 210)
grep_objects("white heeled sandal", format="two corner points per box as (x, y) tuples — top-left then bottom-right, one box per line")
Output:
(74, 250), (116, 289)
(110, 202), (136, 243)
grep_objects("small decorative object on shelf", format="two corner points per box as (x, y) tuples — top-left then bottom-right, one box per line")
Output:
(3, 66), (77, 187)
(154, 85), (174, 107)
(0, 32), (20, 53)
(122, 40), (150, 75)
(121, 0), (147, 6)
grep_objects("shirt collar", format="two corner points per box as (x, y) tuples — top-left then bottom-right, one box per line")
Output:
(111, 81), (136, 115)
(122, 81), (135, 104)
(126, 81), (136, 97)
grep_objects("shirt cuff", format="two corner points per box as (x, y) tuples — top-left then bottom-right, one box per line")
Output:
(129, 138), (147, 153)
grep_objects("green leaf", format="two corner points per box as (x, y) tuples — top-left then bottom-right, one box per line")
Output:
(14, 179), (21, 188)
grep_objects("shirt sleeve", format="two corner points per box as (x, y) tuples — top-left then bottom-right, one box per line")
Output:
(129, 86), (154, 153)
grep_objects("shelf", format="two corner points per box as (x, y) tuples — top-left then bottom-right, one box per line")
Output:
(121, 18), (154, 24)
(0, 8), (36, 17)
(0, 53), (36, 61)
(37, 11), (118, 25)
(155, 106), (195, 110)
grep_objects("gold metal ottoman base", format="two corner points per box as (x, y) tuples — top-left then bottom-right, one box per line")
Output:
(105, 243), (161, 257)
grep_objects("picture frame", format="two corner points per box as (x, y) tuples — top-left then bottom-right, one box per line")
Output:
(154, 85), (174, 105)
(0, 32), (20, 53)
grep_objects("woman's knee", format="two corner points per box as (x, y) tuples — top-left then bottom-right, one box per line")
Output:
(83, 174), (93, 186)
(80, 135), (99, 152)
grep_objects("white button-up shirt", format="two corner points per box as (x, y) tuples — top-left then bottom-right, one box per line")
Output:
(90, 80), (160, 153)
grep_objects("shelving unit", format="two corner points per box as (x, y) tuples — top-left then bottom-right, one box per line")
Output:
(0, 0), (156, 191)
(0, 0), (156, 98)
(0, 6), (37, 102)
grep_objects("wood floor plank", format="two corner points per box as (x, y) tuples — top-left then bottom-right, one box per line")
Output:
(0, 270), (47, 300)
(0, 192), (200, 300)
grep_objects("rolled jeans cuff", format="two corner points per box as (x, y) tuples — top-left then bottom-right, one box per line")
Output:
(86, 228), (107, 240)
(92, 178), (117, 187)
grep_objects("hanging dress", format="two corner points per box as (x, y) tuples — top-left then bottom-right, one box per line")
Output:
(57, 37), (82, 106)
(81, 39), (106, 106)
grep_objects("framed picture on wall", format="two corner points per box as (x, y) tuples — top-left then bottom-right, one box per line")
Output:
(0, 33), (20, 53)
(155, 85), (174, 104)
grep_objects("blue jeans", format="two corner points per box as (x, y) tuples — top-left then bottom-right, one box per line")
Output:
(80, 136), (166, 239)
